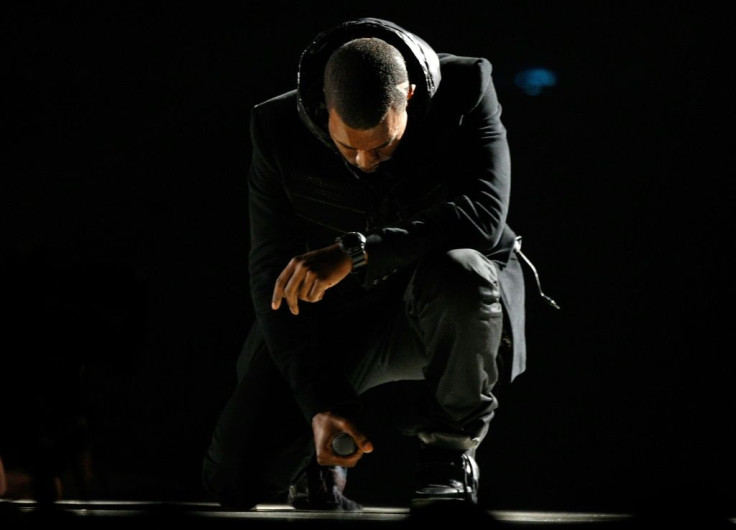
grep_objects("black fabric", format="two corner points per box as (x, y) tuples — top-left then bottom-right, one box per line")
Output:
(204, 249), (513, 508)
(248, 47), (525, 422)
(202, 329), (314, 509)
(203, 17), (528, 510)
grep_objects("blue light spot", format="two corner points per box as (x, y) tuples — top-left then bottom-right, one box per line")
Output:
(514, 67), (558, 96)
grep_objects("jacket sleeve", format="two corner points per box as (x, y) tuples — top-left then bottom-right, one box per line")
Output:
(362, 58), (513, 288)
(247, 103), (362, 423)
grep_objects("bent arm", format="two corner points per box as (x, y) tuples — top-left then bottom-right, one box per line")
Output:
(363, 58), (514, 287)
(247, 104), (361, 423)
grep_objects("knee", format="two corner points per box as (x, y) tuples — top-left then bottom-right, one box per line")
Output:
(410, 249), (501, 307)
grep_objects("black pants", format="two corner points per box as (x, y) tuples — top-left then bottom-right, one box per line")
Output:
(202, 249), (510, 509)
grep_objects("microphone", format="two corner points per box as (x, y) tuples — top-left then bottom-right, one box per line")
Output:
(331, 432), (357, 456)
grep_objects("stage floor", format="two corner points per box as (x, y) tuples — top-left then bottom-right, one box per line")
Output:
(1, 500), (734, 529)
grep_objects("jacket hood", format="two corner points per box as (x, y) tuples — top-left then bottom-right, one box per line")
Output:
(296, 17), (441, 149)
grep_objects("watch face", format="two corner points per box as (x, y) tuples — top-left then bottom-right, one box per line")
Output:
(338, 232), (367, 269)
(342, 232), (365, 249)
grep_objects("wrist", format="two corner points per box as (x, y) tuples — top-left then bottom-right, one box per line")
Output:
(335, 232), (367, 270)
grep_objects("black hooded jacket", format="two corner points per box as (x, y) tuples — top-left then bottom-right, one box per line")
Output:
(247, 18), (526, 421)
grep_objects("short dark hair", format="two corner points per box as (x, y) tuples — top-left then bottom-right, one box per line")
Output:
(324, 37), (409, 130)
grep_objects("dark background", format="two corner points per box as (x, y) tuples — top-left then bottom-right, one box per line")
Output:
(2, 0), (731, 517)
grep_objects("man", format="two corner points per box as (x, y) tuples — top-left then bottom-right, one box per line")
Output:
(203, 17), (539, 511)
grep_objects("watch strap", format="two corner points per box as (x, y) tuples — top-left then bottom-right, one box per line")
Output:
(336, 232), (367, 270)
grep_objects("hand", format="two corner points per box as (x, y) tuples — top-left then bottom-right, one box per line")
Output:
(271, 243), (352, 315)
(312, 411), (374, 467)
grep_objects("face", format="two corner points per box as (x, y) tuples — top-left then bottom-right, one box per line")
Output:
(327, 85), (414, 174)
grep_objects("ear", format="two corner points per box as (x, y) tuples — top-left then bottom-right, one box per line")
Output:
(407, 83), (417, 101)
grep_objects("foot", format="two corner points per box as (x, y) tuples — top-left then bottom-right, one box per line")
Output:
(288, 462), (362, 511)
(410, 446), (479, 509)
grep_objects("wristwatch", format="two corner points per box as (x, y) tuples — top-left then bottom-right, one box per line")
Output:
(336, 231), (367, 270)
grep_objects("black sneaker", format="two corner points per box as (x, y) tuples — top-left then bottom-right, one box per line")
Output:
(410, 446), (479, 509)
(288, 459), (362, 511)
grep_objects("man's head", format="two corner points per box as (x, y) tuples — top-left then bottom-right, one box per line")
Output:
(324, 38), (415, 173)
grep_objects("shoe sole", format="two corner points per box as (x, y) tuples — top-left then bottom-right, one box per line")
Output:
(410, 496), (476, 510)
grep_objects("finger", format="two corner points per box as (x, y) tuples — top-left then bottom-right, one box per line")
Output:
(320, 450), (364, 468)
(344, 444), (372, 465)
(271, 263), (294, 310)
(355, 435), (374, 454)
(283, 263), (307, 315)
(341, 423), (373, 454)
(307, 278), (326, 302)
(271, 278), (284, 310)
(299, 271), (316, 302)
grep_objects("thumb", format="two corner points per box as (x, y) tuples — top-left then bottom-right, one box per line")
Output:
(356, 435), (374, 454)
